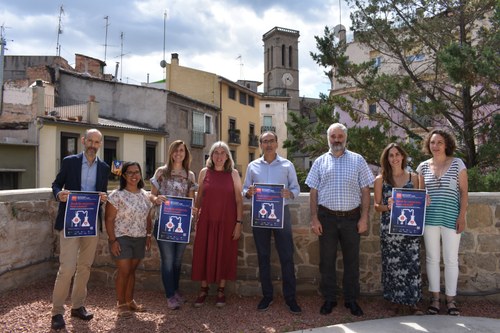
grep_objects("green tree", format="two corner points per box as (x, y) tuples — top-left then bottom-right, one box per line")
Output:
(311, 0), (500, 168)
(283, 95), (416, 167)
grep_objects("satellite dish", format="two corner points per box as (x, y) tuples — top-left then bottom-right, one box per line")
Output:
(333, 24), (346, 37)
(160, 60), (167, 68)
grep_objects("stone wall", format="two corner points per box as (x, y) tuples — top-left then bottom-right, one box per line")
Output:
(1, 189), (499, 298)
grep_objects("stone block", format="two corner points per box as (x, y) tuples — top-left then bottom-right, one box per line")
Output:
(467, 204), (493, 228)
(477, 234), (500, 253)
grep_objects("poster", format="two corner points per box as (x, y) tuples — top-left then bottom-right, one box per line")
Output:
(64, 192), (101, 238)
(389, 188), (427, 236)
(251, 183), (285, 229)
(157, 196), (193, 243)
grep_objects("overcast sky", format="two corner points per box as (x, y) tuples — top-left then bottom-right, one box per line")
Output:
(1, 0), (351, 98)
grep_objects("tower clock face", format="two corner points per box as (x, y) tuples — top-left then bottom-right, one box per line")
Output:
(282, 72), (294, 86)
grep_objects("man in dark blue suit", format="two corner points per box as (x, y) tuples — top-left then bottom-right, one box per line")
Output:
(50, 129), (110, 330)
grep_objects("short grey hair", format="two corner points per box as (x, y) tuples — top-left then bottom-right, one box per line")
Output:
(327, 123), (347, 137)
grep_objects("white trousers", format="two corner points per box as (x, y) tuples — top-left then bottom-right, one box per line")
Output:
(423, 225), (461, 296)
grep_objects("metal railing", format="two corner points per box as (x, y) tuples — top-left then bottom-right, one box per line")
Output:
(248, 134), (259, 147)
(228, 129), (241, 144)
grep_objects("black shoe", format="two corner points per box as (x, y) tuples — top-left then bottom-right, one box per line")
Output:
(70, 306), (94, 321)
(320, 300), (337, 315)
(286, 298), (302, 314)
(257, 297), (273, 312)
(51, 314), (66, 330)
(344, 301), (364, 316)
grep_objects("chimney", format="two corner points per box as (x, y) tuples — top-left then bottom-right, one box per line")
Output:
(171, 53), (179, 66)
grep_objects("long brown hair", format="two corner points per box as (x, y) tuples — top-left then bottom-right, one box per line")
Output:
(163, 140), (192, 179)
(380, 143), (408, 186)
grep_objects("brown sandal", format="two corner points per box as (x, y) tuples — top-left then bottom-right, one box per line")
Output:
(128, 299), (146, 312)
(426, 297), (440, 315)
(194, 286), (209, 308)
(446, 298), (460, 316)
(215, 287), (226, 308)
(117, 303), (132, 318)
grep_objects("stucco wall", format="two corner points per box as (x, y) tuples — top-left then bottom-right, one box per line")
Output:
(1, 189), (499, 298)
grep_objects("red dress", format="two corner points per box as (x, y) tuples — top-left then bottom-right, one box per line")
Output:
(191, 169), (238, 283)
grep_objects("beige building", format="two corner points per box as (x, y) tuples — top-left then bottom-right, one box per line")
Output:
(165, 54), (261, 178)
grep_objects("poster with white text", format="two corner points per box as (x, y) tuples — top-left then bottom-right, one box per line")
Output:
(389, 188), (427, 236)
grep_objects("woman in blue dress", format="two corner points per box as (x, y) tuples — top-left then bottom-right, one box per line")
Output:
(374, 143), (422, 314)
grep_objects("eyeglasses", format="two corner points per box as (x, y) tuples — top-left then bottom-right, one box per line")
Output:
(125, 171), (141, 176)
(261, 139), (276, 145)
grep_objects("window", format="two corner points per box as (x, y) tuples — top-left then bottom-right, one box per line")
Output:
(261, 115), (275, 133)
(370, 50), (382, 68)
(239, 91), (247, 105)
(204, 114), (212, 134)
(230, 150), (237, 163)
(249, 152), (255, 162)
(179, 109), (188, 129)
(289, 46), (293, 67)
(248, 95), (255, 107)
(229, 118), (236, 131)
(407, 54), (425, 63)
(104, 136), (119, 180)
(145, 141), (157, 179)
(368, 103), (377, 114)
(267, 48), (270, 71)
(60, 132), (79, 161)
(249, 124), (255, 135)
(263, 116), (273, 127)
(0, 172), (19, 190)
(228, 87), (236, 100)
(281, 44), (285, 66)
(192, 111), (205, 146)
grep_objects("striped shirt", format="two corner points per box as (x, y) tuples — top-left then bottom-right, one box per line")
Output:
(417, 157), (466, 230)
(305, 150), (374, 211)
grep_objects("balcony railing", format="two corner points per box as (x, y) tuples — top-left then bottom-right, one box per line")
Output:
(228, 129), (241, 145)
(248, 134), (259, 147)
(191, 131), (205, 147)
(260, 126), (276, 133)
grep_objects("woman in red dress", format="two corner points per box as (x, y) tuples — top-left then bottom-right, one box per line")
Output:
(191, 141), (243, 308)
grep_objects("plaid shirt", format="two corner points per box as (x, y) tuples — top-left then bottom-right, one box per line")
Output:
(306, 149), (374, 211)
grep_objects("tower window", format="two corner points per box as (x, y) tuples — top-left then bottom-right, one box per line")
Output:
(281, 44), (285, 66)
(289, 46), (292, 67)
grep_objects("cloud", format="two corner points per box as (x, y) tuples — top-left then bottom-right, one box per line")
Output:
(2, 0), (346, 96)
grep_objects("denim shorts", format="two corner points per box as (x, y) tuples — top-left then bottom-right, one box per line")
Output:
(111, 236), (146, 260)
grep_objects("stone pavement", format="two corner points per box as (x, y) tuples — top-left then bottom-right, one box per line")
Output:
(290, 315), (500, 333)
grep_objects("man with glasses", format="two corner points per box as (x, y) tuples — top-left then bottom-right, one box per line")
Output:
(50, 129), (110, 330)
(243, 131), (302, 314)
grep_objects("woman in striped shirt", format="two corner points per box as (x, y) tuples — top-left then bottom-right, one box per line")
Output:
(417, 129), (468, 316)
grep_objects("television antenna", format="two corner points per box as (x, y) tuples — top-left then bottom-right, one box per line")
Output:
(56, 5), (64, 56)
(160, 10), (168, 70)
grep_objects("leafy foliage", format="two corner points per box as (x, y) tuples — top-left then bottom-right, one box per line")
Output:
(310, 0), (500, 168)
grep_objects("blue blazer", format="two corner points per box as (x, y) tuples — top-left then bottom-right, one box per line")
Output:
(52, 152), (110, 231)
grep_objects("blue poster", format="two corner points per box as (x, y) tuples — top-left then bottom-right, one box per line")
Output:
(389, 188), (427, 236)
(64, 192), (101, 238)
(157, 196), (193, 243)
(251, 183), (285, 229)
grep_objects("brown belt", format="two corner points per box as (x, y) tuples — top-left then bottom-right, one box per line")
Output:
(318, 205), (360, 217)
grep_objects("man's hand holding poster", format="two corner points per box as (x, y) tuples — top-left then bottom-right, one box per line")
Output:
(251, 183), (285, 229)
(64, 192), (101, 238)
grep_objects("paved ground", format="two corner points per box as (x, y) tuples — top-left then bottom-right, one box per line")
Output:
(290, 315), (500, 333)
